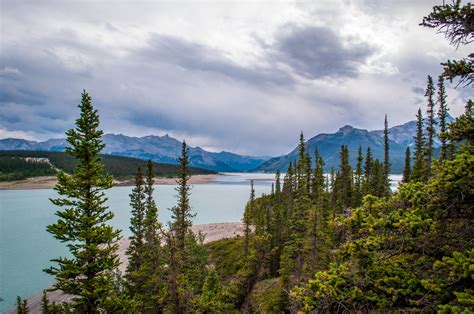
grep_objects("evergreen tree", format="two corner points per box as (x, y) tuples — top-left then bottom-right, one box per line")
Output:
(336, 145), (352, 210)
(41, 291), (49, 314)
(167, 140), (205, 313)
(275, 169), (281, 197)
(412, 108), (427, 182)
(402, 146), (411, 183)
(16, 296), (28, 314)
(363, 147), (373, 195)
(437, 75), (450, 160)
(421, 0), (474, 87)
(425, 75), (436, 174)
(125, 165), (146, 287)
(171, 141), (194, 252)
(243, 180), (255, 255)
(134, 160), (165, 312)
(383, 114), (391, 196)
(45, 91), (121, 312)
(353, 145), (364, 207)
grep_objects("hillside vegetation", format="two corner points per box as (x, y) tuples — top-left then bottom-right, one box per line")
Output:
(0, 150), (215, 181)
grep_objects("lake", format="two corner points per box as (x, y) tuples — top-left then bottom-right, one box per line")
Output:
(0, 173), (274, 312)
(0, 172), (402, 312)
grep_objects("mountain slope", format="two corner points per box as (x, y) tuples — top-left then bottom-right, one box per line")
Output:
(253, 115), (450, 174)
(255, 125), (406, 173)
(0, 134), (269, 173)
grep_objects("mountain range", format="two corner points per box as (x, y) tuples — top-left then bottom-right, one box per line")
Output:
(0, 134), (269, 172)
(255, 116), (453, 173)
(0, 116), (452, 173)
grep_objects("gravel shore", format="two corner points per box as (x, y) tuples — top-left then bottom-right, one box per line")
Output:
(9, 222), (244, 313)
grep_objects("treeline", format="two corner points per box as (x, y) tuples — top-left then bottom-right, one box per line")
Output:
(0, 157), (56, 181)
(0, 150), (215, 181)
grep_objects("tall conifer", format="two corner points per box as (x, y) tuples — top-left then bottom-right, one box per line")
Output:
(45, 91), (121, 312)
(383, 115), (391, 196)
(425, 75), (436, 174)
(437, 75), (449, 160)
(402, 146), (411, 183)
(412, 108), (427, 182)
(126, 165), (146, 286)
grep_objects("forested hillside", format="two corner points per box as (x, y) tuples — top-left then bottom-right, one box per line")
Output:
(13, 1), (473, 313)
(0, 150), (215, 181)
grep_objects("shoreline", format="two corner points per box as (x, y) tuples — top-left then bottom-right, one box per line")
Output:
(0, 174), (221, 191)
(8, 222), (245, 313)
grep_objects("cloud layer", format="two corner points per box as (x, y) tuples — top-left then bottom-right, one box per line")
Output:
(0, 0), (472, 155)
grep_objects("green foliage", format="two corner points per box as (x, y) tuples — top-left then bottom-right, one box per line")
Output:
(421, 0), (474, 87)
(0, 150), (215, 182)
(206, 237), (246, 282)
(291, 110), (474, 311)
(0, 157), (55, 181)
(16, 296), (28, 314)
(248, 278), (283, 313)
(403, 146), (411, 183)
(44, 91), (123, 312)
(412, 108), (427, 182)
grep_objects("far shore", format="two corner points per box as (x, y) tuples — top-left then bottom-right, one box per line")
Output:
(10, 222), (245, 314)
(0, 174), (221, 191)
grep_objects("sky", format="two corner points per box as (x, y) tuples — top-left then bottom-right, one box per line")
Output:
(0, 0), (472, 156)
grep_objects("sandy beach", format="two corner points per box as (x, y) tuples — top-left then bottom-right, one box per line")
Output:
(0, 174), (220, 190)
(9, 222), (245, 313)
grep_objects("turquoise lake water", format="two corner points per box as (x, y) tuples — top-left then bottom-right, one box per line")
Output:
(0, 173), (402, 312)
(0, 173), (274, 312)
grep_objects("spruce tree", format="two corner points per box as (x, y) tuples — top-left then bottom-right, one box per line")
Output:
(45, 91), (121, 312)
(167, 140), (200, 313)
(402, 146), (411, 183)
(437, 75), (449, 160)
(336, 145), (352, 210)
(425, 75), (436, 173)
(275, 169), (281, 197)
(363, 147), (373, 194)
(41, 291), (49, 314)
(383, 114), (391, 196)
(16, 296), (28, 314)
(171, 141), (194, 251)
(412, 108), (427, 182)
(126, 165), (146, 286)
(243, 180), (255, 255)
(353, 145), (364, 207)
(137, 160), (164, 311)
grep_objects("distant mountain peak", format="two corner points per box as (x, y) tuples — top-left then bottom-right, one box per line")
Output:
(338, 125), (354, 134)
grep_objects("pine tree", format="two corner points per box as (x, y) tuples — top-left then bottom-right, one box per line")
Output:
(425, 75), (436, 174)
(45, 91), (121, 312)
(144, 160), (161, 244)
(171, 141), (194, 252)
(167, 140), (200, 313)
(363, 147), (373, 194)
(275, 169), (281, 197)
(353, 145), (364, 207)
(296, 132), (309, 194)
(336, 145), (352, 210)
(126, 165), (146, 286)
(383, 114), (391, 196)
(437, 75), (449, 160)
(412, 108), (427, 182)
(243, 180), (255, 255)
(421, 0), (474, 87)
(41, 291), (49, 314)
(135, 160), (165, 312)
(402, 146), (411, 183)
(16, 296), (28, 314)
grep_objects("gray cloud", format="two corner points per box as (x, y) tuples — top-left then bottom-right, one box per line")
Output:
(137, 34), (293, 86)
(0, 0), (471, 156)
(273, 25), (376, 79)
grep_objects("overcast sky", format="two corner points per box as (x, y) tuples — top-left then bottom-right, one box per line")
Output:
(1, 0), (472, 156)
